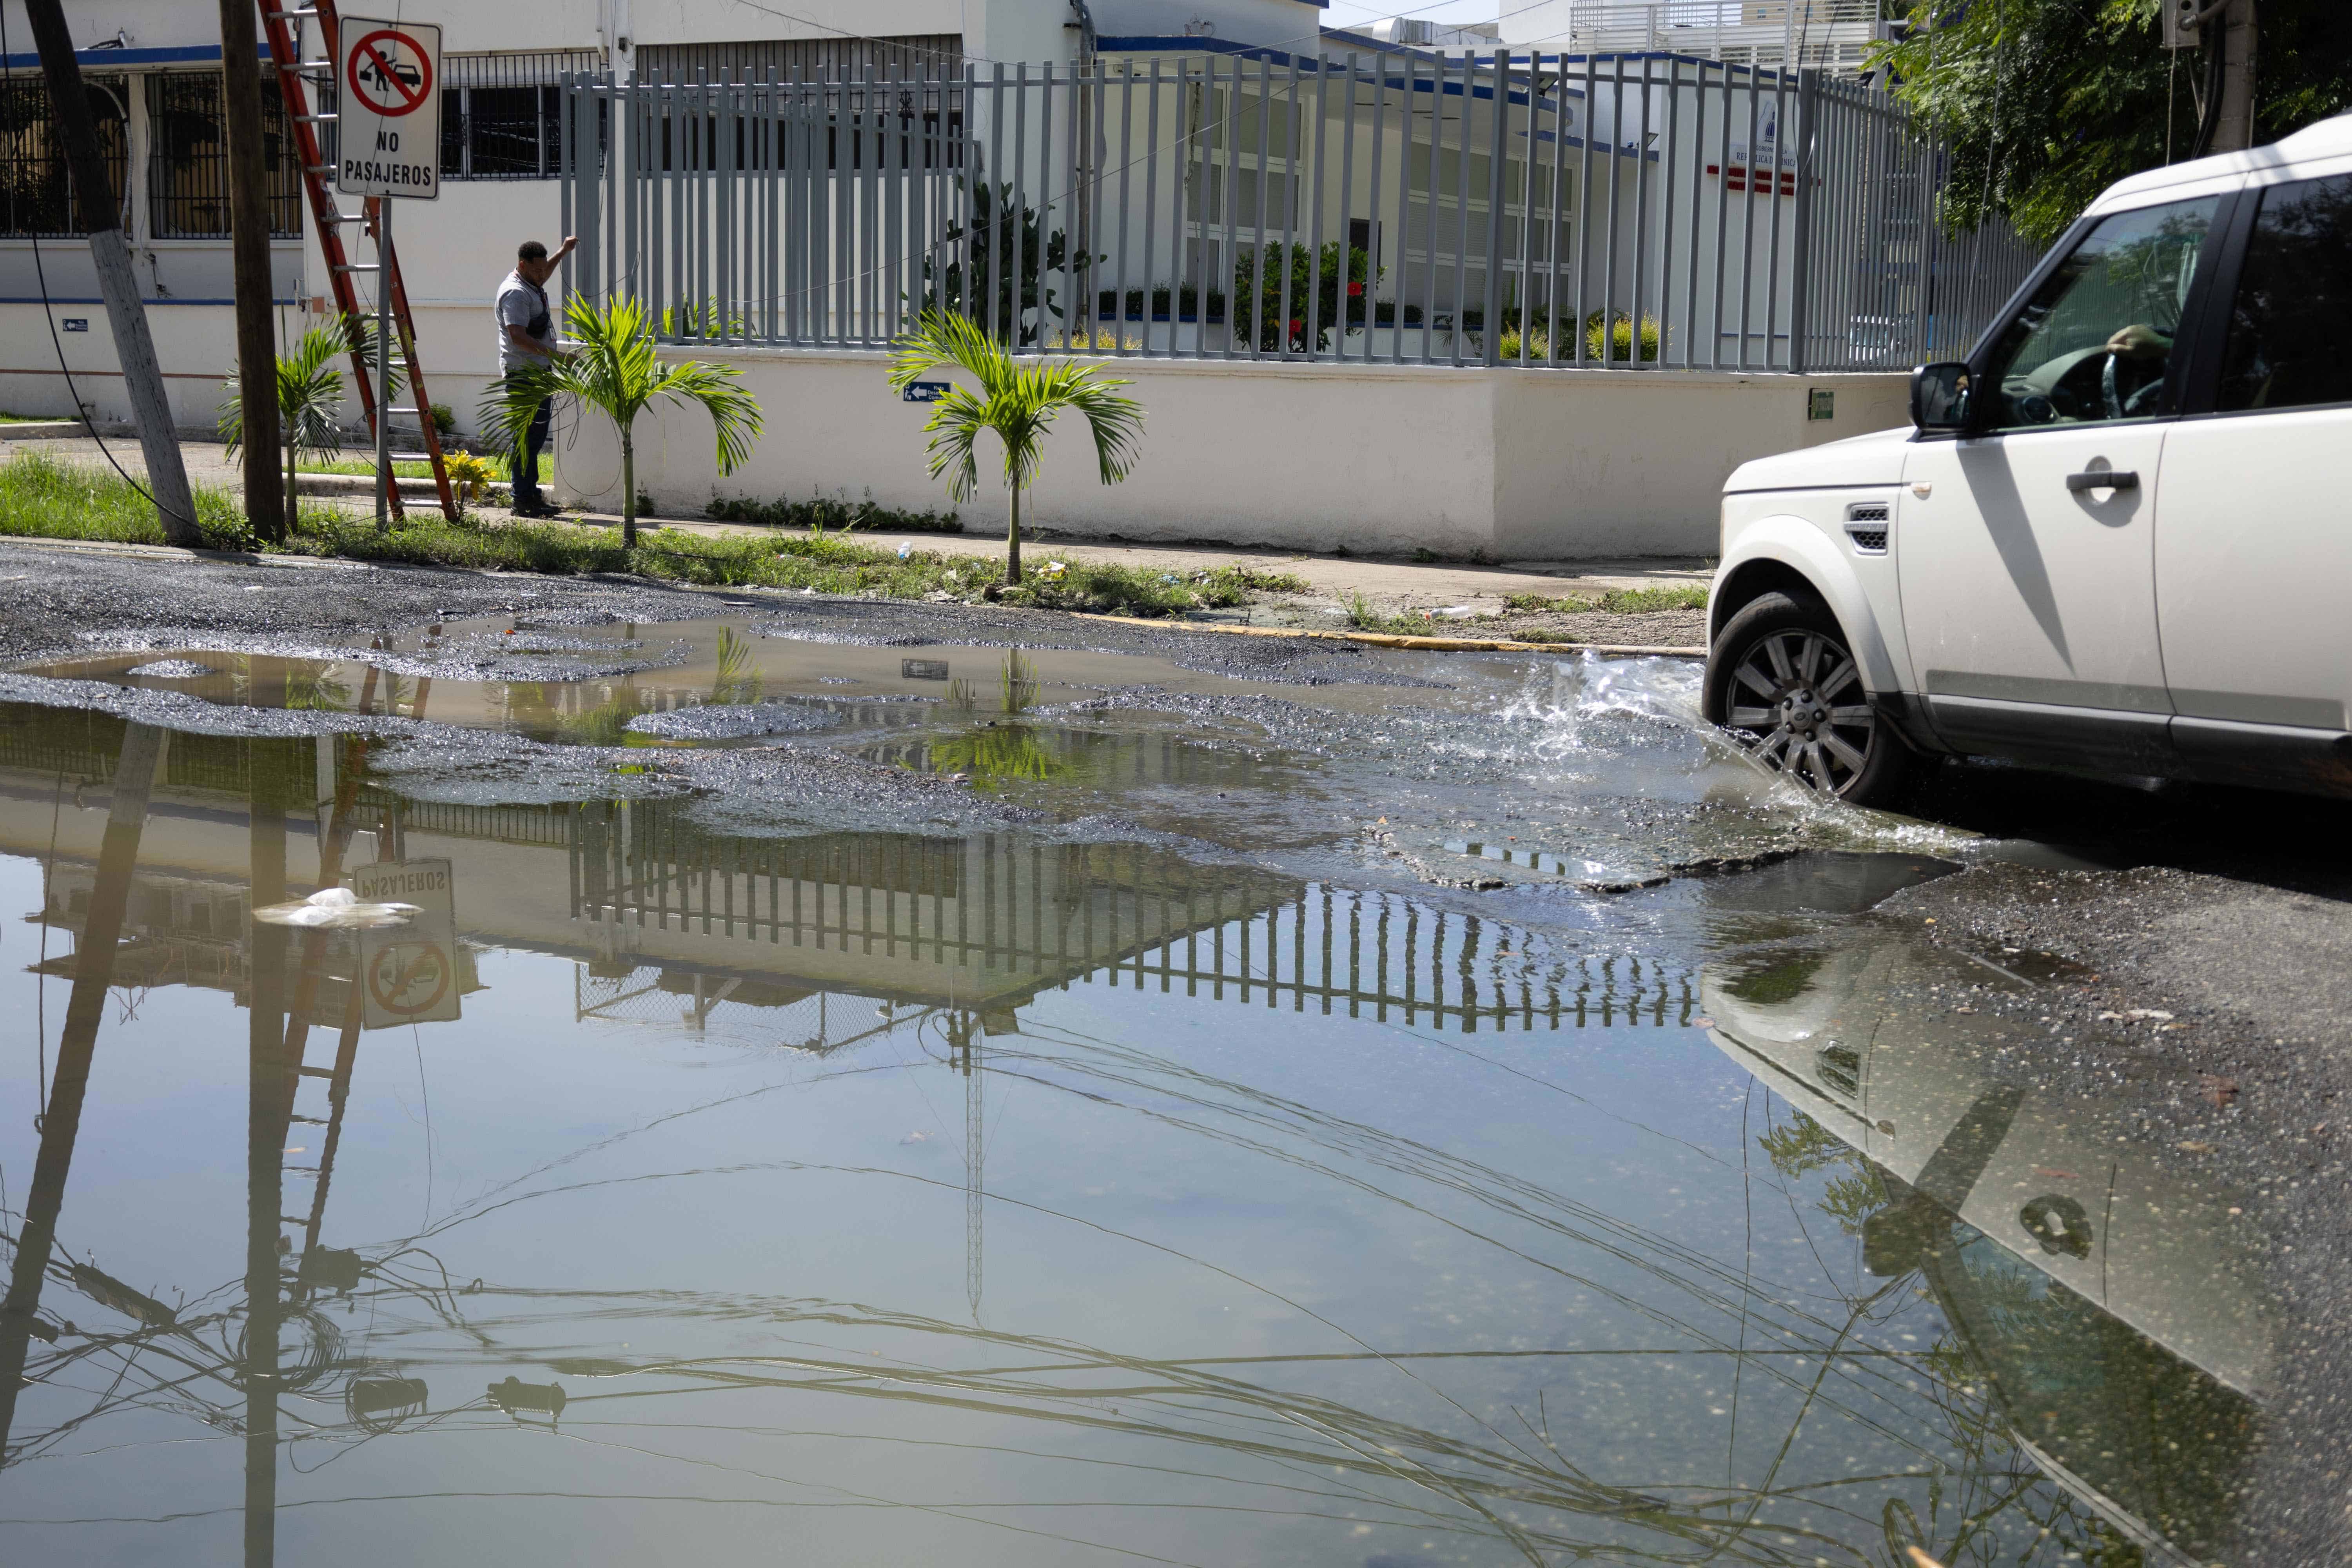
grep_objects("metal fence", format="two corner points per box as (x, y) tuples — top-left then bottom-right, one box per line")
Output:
(559, 48), (2040, 374)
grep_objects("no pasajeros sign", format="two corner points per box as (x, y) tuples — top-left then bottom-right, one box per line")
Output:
(337, 16), (441, 199)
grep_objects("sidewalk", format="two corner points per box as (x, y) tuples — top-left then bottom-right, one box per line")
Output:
(9, 434), (1715, 647)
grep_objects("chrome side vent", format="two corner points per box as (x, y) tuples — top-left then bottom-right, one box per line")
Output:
(1844, 501), (1891, 555)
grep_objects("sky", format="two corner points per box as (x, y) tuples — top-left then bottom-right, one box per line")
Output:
(1321, 0), (1510, 30)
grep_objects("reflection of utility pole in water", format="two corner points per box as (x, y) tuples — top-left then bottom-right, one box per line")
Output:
(0, 722), (166, 1452)
(245, 739), (298, 1568)
(949, 1011), (982, 1324)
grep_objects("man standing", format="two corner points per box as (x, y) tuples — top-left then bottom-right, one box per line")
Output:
(497, 236), (576, 517)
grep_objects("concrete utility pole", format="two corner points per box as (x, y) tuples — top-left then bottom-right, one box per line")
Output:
(220, 0), (286, 542)
(2209, 0), (2259, 154)
(20, 0), (200, 544)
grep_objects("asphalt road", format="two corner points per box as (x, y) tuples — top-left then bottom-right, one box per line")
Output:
(2, 534), (2347, 1564)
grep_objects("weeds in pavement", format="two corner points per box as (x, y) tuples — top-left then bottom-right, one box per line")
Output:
(1503, 584), (1710, 615)
(706, 490), (964, 534)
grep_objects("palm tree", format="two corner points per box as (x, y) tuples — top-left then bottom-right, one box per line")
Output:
(485, 294), (761, 548)
(886, 310), (1143, 585)
(218, 322), (394, 536)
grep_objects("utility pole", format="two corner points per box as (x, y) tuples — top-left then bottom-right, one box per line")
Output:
(20, 0), (200, 545)
(220, 0), (286, 542)
(2209, 0), (2258, 154)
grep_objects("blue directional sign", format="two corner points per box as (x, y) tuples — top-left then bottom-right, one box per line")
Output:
(902, 381), (951, 404)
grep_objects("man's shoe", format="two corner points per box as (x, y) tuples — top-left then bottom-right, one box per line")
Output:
(511, 499), (554, 519)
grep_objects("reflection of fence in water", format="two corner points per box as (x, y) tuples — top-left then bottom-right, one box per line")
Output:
(565, 802), (1694, 1033)
(1079, 881), (1696, 1033)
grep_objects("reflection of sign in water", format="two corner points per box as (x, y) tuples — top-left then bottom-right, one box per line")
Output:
(366, 942), (452, 1017)
(352, 858), (461, 1027)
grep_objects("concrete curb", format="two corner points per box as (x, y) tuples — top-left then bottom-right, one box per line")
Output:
(0, 534), (1708, 657)
(1080, 612), (1705, 659)
(0, 421), (99, 441)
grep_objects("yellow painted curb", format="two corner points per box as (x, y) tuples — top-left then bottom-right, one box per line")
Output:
(1079, 613), (1704, 659)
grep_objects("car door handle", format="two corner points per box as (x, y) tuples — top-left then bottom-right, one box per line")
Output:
(2065, 468), (2139, 492)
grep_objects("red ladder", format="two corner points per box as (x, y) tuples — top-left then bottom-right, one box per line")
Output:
(258, 0), (460, 522)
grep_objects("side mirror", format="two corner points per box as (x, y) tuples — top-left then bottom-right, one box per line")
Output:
(1910, 361), (1974, 432)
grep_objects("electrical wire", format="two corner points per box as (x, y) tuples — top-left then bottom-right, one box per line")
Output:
(0, 2), (203, 535)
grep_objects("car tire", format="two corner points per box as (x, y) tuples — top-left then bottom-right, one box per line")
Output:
(1704, 589), (1910, 807)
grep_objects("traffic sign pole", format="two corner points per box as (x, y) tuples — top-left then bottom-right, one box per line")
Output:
(376, 198), (392, 530)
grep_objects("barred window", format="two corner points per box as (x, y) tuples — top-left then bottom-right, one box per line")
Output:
(0, 74), (129, 237)
(146, 71), (301, 239)
(438, 53), (600, 180)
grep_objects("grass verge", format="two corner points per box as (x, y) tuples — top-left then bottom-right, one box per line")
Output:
(0, 448), (261, 549)
(0, 449), (1307, 619)
(1503, 584), (1710, 615)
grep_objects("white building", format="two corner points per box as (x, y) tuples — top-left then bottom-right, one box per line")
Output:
(0, 0), (1336, 437)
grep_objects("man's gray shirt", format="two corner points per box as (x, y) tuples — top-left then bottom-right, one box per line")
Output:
(495, 270), (554, 373)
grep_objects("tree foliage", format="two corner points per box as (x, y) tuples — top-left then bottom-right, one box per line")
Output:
(1874, 0), (2352, 244)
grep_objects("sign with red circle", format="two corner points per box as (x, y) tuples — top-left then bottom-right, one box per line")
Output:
(336, 16), (442, 198)
(346, 29), (434, 116)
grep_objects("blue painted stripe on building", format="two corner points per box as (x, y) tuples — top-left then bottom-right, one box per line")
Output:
(0, 42), (270, 70)
(0, 298), (297, 307)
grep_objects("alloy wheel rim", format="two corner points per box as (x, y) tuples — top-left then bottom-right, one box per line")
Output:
(1724, 628), (1874, 795)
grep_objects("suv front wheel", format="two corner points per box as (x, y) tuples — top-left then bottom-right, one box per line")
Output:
(1704, 590), (1909, 806)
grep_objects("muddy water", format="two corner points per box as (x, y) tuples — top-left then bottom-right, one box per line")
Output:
(0, 639), (2269, 1566)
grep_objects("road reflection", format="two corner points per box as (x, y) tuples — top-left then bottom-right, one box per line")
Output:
(0, 702), (2269, 1566)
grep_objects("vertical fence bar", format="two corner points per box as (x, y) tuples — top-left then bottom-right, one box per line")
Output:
(1448, 53), (1472, 367)
(1278, 53), (1302, 360)
(1420, 54), (1443, 366)
(559, 76), (574, 312)
(1764, 66), (1788, 369)
(1481, 49), (1507, 367)
(1115, 61), (1136, 353)
(1736, 70), (1758, 370)
(1601, 54), (1623, 366)
(1515, 53), (1535, 368)
(1306, 51), (1328, 361)
(1036, 64), (1057, 349)
(1011, 64), (1029, 347)
(1657, 57), (1679, 368)
(1631, 56), (1653, 369)
(1573, 49), (1596, 363)
(1710, 62), (1731, 368)
(1221, 55), (1243, 359)
(1545, 53), (1566, 365)
(864, 66), (882, 346)
(1367, 50), (1390, 364)
(1039, 63), (1058, 348)
(1248, 53), (1273, 360)
(621, 76), (639, 308)
(765, 73), (780, 342)
(1179, 58), (1201, 360)
(1140, 59), (1161, 354)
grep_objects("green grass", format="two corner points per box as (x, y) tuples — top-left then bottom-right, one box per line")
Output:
(0, 448), (261, 549)
(297, 456), (441, 479)
(1502, 584), (1710, 615)
(0, 448), (1309, 619)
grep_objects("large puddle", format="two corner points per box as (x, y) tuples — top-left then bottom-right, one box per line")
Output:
(0, 629), (2273, 1565)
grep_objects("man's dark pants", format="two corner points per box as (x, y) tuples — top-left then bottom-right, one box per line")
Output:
(506, 377), (552, 510)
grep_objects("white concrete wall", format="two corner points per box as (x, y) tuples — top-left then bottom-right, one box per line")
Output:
(550, 344), (1906, 558)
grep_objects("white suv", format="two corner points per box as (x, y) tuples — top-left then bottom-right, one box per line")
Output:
(1705, 114), (2352, 806)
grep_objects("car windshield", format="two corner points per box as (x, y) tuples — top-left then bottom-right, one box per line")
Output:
(1978, 196), (2220, 430)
